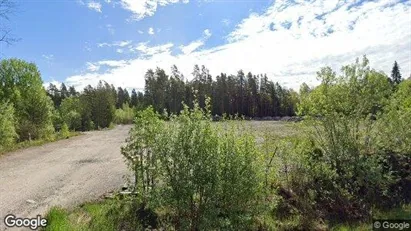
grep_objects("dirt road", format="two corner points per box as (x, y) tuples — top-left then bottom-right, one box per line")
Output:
(0, 125), (132, 230)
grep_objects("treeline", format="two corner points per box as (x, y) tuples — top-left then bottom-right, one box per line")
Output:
(144, 65), (298, 117)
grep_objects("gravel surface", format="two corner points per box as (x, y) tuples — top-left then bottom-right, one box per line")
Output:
(0, 125), (132, 230)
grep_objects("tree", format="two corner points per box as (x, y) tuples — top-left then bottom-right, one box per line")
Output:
(88, 81), (116, 129)
(68, 86), (78, 97)
(124, 89), (130, 105)
(60, 83), (69, 100)
(131, 89), (138, 107)
(60, 96), (82, 131)
(116, 87), (125, 109)
(391, 61), (402, 86)
(47, 83), (61, 108)
(0, 59), (54, 140)
(0, 0), (18, 46)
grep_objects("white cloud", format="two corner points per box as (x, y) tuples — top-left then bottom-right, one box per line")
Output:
(138, 30), (144, 34)
(86, 60), (130, 72)
(98, 40), (132, 48)
(42, 54), (54, 60)
(131, 42), (174, 56)
(148, 27), (155, 35)
(64, 0), (411, 91)
(43, 80), (62, 89)
(86, 62), (100, 72)
(87, 1), (102, 12)
(119, 0), (190, 20)
(180, 29), (212, 55)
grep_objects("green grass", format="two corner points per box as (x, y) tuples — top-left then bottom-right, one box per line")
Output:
(215, 120), (302, 140)
(0, 131), (81, 156)
(44, 200), (411, 231)
(43, 199), (117, 231)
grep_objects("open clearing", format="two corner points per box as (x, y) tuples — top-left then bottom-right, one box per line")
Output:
(0, 125), (132, 230)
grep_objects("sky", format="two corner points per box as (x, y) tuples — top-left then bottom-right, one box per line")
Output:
(1, 0), (410, 91)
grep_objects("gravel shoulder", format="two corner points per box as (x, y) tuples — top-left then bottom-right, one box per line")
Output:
(0, 125), (132, 230)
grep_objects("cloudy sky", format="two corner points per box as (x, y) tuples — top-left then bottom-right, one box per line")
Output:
(1, 0), (410, 91)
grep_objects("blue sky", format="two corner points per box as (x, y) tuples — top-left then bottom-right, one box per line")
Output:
(1, 0), (410, 91)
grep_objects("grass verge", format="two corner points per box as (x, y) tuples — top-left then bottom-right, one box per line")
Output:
(0, 131), (81, 156)
(43, 200), (411, 231)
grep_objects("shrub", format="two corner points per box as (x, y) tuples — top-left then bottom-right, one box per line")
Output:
(287, 57), (398, 224)
(59, 123), (70, 139)
(121, 99), (264, 230)
(0, 101), (18, 150)
(114, 103), (135, 124)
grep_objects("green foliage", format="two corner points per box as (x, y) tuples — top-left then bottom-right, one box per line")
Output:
(59, 123), (70, 139)
(391, 61), (402, 86)
(143, 65), (298, 117)
(60, 97), (82, 131)
(87, 81), (116, 129)
(113, 103), (135, 124)
(0, 59), (55, 141)
(75, 81), (116, 130)
(0, 101), (18, 150)
(298, 56), (392, 118)
(284, 56), (409, 226)
(121, 99), (264, 230)
(50, 109), (64, 132)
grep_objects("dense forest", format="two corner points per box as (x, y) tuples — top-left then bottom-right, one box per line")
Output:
(47, 65), (299, 120)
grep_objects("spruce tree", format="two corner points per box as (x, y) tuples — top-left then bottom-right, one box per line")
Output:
(391, 61), (402, 85)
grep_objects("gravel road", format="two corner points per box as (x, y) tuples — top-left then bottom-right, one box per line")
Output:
(0, 125), (132, 230)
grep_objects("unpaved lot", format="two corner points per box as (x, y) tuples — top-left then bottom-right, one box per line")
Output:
(0, 125), (132, 230)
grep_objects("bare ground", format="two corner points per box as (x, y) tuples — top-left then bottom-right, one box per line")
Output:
(0, 125), (132, 230)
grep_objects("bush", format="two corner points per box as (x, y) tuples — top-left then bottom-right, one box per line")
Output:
(114, 103), (135, 124)
(279, 57), (409, 226)
(0, 102), (18, 150)
(121, 100), (264, 230)
(59, 123), (70, 139)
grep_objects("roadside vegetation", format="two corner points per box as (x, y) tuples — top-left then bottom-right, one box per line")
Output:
(43, 56), (410, 230)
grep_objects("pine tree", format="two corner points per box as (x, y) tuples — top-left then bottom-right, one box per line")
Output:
(60, 83), (69, 100)
(391, 61), (402, 85)
(68, 86), (78, 97)
(131, 89), (138, 107)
